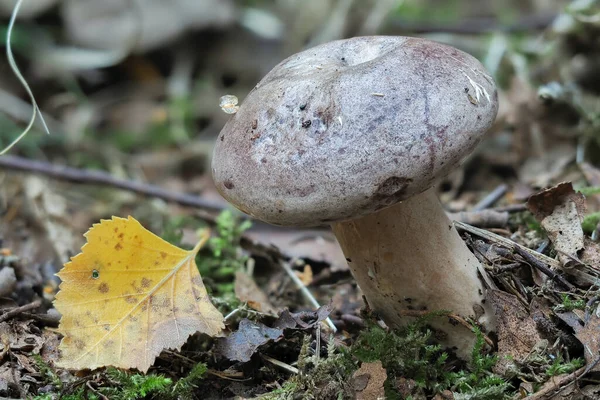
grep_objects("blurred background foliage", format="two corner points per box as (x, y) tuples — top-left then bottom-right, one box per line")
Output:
(0, 0), (598, 230)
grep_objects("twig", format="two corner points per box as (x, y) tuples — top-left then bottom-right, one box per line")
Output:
(455, 221), (561, 269)
(0, 300), (42, 323)
(206, 369), (248, 381)
(513, 247), (575, 291)
(523, 366), (586, 400)
(472, 184), (508, 211)
(492, 203), (528, 213)
(261, 354), (299, 374)
(86, 381), (109, 400)
(448, 210), (508, 228)
(280, 261), (337, 333)
(456, 221), (579, 291)
(0, 155), (225, 211)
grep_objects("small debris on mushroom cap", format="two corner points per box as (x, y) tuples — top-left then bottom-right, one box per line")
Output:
(212, 36), (499, 226)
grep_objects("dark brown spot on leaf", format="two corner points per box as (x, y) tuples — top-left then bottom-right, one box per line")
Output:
(141, 277), (152, 288)
(115, 242), (123, 251)
(98, 282), (110, 293)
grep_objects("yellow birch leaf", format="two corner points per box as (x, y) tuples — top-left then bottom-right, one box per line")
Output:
(54, 216), (224, 372)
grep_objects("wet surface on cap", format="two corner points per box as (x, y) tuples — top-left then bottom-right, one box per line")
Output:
(212, 36), (498, 226)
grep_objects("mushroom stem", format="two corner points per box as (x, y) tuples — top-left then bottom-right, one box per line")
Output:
(330, 187), (496, 358)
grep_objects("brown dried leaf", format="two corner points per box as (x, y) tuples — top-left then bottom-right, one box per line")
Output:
(234, 270), (277, 315)
(488, 290), (543, 374)
(273, 304), (333, 330)
(527, 182), (586, 267)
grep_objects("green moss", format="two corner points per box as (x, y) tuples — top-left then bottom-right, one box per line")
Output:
(171, 362), (209, 400)
(262, 336), (355, 400)
(555, 294), (586, 312)
(545, 356), (584, 377)
(582, 211), (600, 234)
(263, 317), (513, 399)
(197, 210), (251, 305)
(100, 368), (172, 400)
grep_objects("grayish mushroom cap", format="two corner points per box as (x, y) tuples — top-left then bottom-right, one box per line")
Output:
(212, 36), (498, 226)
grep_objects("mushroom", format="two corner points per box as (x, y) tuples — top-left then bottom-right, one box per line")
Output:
(212, 36), (498, 356)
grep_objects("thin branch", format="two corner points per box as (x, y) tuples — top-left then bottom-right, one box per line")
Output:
(524, 366), (587, 400)
(261, 354), (299, 374)
(0, 299), (42, 323)
(0, 155), (225, 211)
(514, 247), (575, 291)
(472, 184), (508, 211)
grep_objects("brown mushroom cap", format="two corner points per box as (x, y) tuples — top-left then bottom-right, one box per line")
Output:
(212, 36), (498, 226)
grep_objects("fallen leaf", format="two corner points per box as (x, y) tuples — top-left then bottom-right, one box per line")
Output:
(217, 305), (333, 362)
(519, 147), (575, 188)
(273, 304), (333, 330)
(352, 361), (387, 400)
(234, 270), (277, 315)
(527, 182), (586, 267)
(217, 319), (283, 362)
(24, 176), (80, 264)
(54, 216), (224, 372)
(488, 290), (543, 374)
(245, 229), (348, 272)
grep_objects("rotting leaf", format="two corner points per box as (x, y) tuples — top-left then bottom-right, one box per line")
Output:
(217, 304), (333, 362)
(488, 289), (543, 375)
(217, 319), (283, 362)
(273, 303), (333, 330)
(527, 182), (586, 267)
(234, 270), (277, 315)
(54, 216), (224, 373)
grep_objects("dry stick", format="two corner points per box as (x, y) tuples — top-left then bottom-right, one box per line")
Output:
(261, 354), (299, 374)
(472, 184), (508, 211)
(457, 222), (599, 290)
(492, 203), (528, 213)
(0, 299), (42, 323)
(86, 382), (109, 400)
(455, 221), (562, 269)
(523, 366), (587, 400)
(513, 247), (575, 291)
(280, 261), (337, 333)
(0, 155), (225, 211)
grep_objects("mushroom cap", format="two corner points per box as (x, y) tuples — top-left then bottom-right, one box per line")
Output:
(212, 36), (498, 226)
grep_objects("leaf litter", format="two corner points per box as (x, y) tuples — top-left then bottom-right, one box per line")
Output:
(6, 1), (600, 398)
